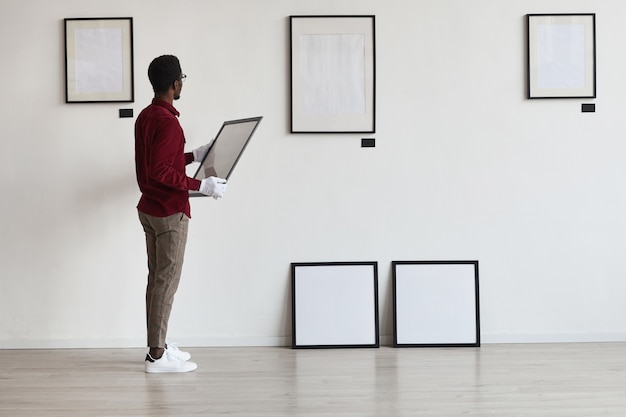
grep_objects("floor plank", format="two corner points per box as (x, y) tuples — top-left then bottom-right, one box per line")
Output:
(1, 343), (625, 416)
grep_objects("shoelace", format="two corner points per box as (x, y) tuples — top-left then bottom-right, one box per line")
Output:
(145, 350), (183, 363)
(164, 350), (183, 362)
(167, 342), (182, 352)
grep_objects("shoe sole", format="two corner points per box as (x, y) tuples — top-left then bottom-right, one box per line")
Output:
(145, 364), (197, 373)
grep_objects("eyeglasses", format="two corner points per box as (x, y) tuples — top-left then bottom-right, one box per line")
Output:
(180, 74), (187, 83)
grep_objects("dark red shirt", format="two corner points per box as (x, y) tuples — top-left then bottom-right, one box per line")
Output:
(135, 98), (201, 218)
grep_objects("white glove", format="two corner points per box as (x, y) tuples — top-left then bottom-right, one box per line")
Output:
(199, 176), (227, 199)
(192, 140), (214, 162)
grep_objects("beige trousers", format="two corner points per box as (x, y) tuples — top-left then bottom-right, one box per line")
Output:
(138, 211), (189, 348)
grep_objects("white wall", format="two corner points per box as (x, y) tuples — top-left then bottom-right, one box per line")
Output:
(2, 0), (626, 348)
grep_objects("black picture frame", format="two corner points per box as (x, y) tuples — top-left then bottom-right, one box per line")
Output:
(189, 116), (263, 197)
(527, 13), (596, 99)
(64, 17), (134, 103)
(392, 261), (480, 348)
(289, 15), (376, 133)
(291, 261), (379, 349)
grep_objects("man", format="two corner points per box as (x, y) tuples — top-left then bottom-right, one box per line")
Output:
(135, 55), (226, 373)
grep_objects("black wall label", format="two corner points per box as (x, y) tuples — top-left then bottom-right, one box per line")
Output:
(119, 108), (134, 118)
(361, 138), (375, 148)
(581, 103), (595, 113)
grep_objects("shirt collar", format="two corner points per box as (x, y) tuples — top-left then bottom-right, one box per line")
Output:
(151, 98), (180, 117)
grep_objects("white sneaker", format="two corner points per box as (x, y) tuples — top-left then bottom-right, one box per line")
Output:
(145, 351), (197, 373)
(166, 343), (191, 361)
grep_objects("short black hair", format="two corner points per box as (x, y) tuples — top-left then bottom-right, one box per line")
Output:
(147, 55), (182, 94)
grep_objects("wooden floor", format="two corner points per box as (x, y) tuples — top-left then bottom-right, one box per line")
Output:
(1, 343), (625, 416)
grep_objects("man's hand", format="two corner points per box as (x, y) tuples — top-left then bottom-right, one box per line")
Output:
(199, 176), (227, 200)
(192, 140), (214, 162)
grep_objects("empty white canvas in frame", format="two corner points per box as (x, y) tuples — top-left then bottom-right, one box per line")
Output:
(291, 262), (379, 348)
(527, 14), (596, 98)
(290, 15), (376, 133)
(393, 261), (480, 347)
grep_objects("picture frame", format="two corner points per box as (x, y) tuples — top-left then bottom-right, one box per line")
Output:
(289, 15), (376, 133)
(64, 17), (134, 103)
(392, 261), (480, 347)
(189, 116), (263, 197)
(526, 13), (596, 99)
(291, 261), (379, 348)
